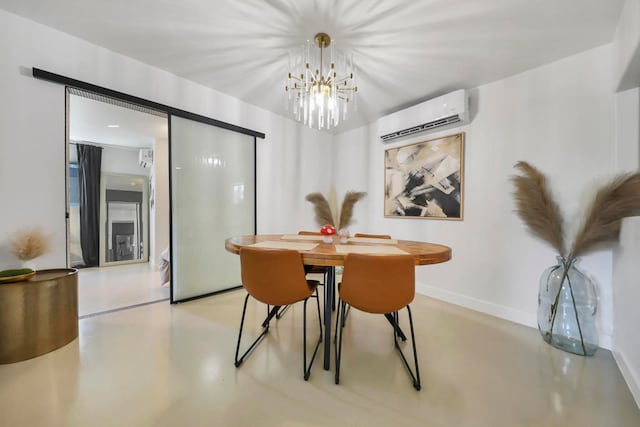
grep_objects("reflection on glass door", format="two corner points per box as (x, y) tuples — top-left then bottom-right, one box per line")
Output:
(100, 173), (149, 266)
(106, 202), (141, 262)
(170, 115), (255, 302)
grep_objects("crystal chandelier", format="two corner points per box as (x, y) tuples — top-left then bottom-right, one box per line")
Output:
(285, 33), (358, 130)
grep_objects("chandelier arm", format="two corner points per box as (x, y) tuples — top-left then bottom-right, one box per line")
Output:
(319, 39), (324, 80)
(309, 74), (320, 84)
(325, 65), (334, 81)
(334, 76), (352, 83)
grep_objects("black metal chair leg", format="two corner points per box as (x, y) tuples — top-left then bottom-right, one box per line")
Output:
(385, 312), (407, 341)
(334, 300), (346, 384)
(315, 288), (323, 342)
(333, 298), (347, 344)
(343, 304), (351, 323)
(303, 296), (323, 381)
(275, 305), (290, 319)
(329, 271), (336, 311)
(393, 305), (421, 390)
(407, 306), (421, 390)
(333, 297), (340, 343)
(235, 293), (270, 368)
(261, 305), (282, 328)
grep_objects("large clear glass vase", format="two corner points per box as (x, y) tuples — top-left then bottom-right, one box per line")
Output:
(537, 257), (598, 356)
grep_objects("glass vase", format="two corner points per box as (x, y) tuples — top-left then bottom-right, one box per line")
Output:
(537, 257), (598, 356)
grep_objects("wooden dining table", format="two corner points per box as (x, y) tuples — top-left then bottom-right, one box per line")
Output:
(225, 234), (452, 370)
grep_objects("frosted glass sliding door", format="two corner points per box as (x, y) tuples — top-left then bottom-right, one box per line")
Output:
(170, 116), (255, 302)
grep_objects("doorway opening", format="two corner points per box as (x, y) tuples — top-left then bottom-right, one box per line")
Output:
(66, 89), (170, 316)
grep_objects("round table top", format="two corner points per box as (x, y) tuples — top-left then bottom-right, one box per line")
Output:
(225, 234), (452, 267)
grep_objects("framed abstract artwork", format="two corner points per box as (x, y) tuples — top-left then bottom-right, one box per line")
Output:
(384, 132), (465, 220)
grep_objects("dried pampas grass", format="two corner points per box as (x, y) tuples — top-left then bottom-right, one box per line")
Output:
(512, 162), (640, 258)
(338, 191), (367, 230)
(306, 191), (367, 228)
(10, 227), (51, 261)
(570, 173), (640, 258)
(511, 162), (566, 256)
(305, 193), (335, 226)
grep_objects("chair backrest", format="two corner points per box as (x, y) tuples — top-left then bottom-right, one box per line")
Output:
(239, 247), (314, 306)
(298, 231), (322, 236)
(353, 233), (392, 239)
(340, 254), (415, 314)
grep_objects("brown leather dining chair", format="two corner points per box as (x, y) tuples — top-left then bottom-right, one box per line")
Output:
(340, 233), (391, 324)
(235, 247), (322, 380)
(334, 253), (421, 390)
(297, 231), (334, 311)
(270, 231), (332, 321)
(297, 231), (328, 282)
(353, 233), (392, 239)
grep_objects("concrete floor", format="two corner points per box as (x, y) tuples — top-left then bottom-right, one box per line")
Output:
(0, 290), (638, 427)
(77, 263), (169, 316)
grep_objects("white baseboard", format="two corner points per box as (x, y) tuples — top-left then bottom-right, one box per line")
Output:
(613, 349), (640, 409)
(416, 280), (536, 326)
(599, 332), (613, 351)
(415, 281), (613, 350)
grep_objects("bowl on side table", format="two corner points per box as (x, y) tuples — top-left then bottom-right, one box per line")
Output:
(0, 268), (36, 284)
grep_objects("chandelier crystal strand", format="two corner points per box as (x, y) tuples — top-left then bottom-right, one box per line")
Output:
(286, 33), (357, 130)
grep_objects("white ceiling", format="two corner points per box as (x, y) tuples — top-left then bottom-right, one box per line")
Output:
(69, 94), (167, 149)
(0, 0), (626, 132)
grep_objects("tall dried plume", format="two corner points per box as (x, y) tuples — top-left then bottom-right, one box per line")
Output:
(338, 191), (367, 230)
(570, 172), (640, 258)
(511, 161), (566, 256)
(305, 192), (335, 226)
(10, 227), (51, 261)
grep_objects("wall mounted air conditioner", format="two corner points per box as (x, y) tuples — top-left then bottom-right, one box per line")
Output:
(139, 148), (154, 168)
(378, 89), (469, 142)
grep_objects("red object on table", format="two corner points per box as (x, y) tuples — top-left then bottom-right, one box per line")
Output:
(320, 224), (336, 236)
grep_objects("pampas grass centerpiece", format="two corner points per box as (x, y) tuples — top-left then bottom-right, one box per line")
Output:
(306, 191), (367, 230)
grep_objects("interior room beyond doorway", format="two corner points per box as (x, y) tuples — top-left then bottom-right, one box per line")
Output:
(67, 91), (170, 316)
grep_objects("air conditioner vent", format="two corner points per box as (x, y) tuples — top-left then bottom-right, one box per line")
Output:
(378, 90), (468, 143)
(139, 149), (153, 168)
(380, 115), (462, 142)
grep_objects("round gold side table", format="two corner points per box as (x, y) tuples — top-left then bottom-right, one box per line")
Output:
(0, 268), (78, 364)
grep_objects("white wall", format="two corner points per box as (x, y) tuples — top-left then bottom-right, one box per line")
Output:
(332, 126), (373, 232)
(150, 138), (169, 269)
(613, 2), (640, 405)
(0, 9), (331, 270)
(613, 217), (640, 406)
(101, 145), (150, 177)
(333, 44), (616, 349)
(613, 87), (640, 406)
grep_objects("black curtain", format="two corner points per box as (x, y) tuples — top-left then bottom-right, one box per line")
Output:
(77, 144), (102, 267)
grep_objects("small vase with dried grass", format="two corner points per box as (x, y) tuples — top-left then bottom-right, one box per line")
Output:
(305, 191), (367, 238)
(512, 162), (640, 356)
(9, 227), (51, 271)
